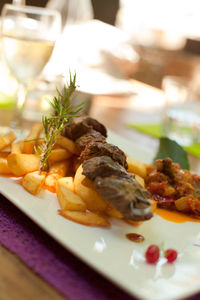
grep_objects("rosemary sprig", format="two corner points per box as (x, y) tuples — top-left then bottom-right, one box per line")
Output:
(37, 72), (83, 173)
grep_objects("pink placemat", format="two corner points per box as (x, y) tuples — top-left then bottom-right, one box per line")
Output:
(0, 193), (199, 300)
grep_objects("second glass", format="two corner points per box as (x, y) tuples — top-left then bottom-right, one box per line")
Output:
(162, 75), (200, 146)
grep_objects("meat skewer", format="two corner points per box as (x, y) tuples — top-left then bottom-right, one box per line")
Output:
(63, 116), (152, 221)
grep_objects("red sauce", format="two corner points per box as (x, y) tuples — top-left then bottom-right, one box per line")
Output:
(126, 233), (145, 243)
(152, 194), (175, 208)
(152, 194), (200, 223)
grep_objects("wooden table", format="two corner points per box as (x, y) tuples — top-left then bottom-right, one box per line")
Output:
(0, 80), (199, 299)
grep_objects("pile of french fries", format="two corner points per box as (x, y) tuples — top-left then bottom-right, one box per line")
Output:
(0, 123), (156, 228)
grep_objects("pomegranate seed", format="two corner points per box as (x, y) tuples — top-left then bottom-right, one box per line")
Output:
(164, 249), (178, 263)
(145, 244), (160, 264)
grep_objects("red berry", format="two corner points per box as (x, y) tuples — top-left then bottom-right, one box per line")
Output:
(164, 249), (178, 263)
(145, 244), (160, 264)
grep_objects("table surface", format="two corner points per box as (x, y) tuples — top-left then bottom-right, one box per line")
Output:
(0, 80), (199, 300)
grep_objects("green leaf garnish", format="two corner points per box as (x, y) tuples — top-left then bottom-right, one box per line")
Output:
(153, 137), (190, 170)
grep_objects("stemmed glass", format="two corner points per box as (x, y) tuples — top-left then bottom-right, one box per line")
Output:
(1, 4), (61, 129)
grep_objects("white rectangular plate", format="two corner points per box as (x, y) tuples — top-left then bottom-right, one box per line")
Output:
(0, 131), (199, 300)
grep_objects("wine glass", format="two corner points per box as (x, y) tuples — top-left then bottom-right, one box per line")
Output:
(1, 4), (61, 129)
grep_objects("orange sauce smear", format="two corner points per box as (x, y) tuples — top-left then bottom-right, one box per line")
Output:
(155, 208), (200, 223)
(43, 185), (56, 193)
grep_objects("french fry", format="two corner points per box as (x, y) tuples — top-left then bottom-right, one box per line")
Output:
(11, 140), (23, 154)
(123, 219), (142, 226)
(45, 174), (61, 193)
(45, 160), (71, 193)
(149, 199), (157, 212)
(22, 171), (46, 195)
(48, 148), (72, 164)
(7, 153), (40, 176)
(35, 138), (44, 148)
(53, 143), (63, 150)
(105, 203), (123, 219)
(56, 135), (79, 155)
(57, 176), (74, 192)
(74, 165), (107, 212)
(57, 178), (86, 211)
(0, 152), (10, 158)
(48, 160), (70, 176)
(127, 156), (147, 178)
(135, 174), (145, 187)
(146, 164), (154, 175)
(23, 123), (43, 154)
(0, 146), (11, 152)
(59, 210), (110, 228)
(0, 158), (12, 174)
(0, 131), (16, 151)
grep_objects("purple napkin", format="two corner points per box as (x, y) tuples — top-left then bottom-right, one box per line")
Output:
(0, 194), (199, 300)
(0, 194), (135, 300)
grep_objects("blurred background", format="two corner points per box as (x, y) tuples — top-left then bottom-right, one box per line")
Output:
(0, 0), (199, 152)
(1, 0), (200, 91)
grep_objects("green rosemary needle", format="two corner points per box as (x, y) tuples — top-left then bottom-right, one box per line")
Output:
(37, 73), (83, 173)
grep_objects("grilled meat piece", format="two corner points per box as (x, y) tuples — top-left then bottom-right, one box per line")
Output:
(94, 175), (152, 221)
(63, 116), (107, 140)
(82, 156), (131, 181)
(80, 141), (128, 169)
(156, 158), (177, 183)
(82, 156), (152, 221)
(75, 130), (106, 152)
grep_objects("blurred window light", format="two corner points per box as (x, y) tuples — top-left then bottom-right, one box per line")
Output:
(116, 0), (200, 49)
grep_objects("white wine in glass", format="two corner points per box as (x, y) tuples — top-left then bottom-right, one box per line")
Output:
(1, 4), (61, 129)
